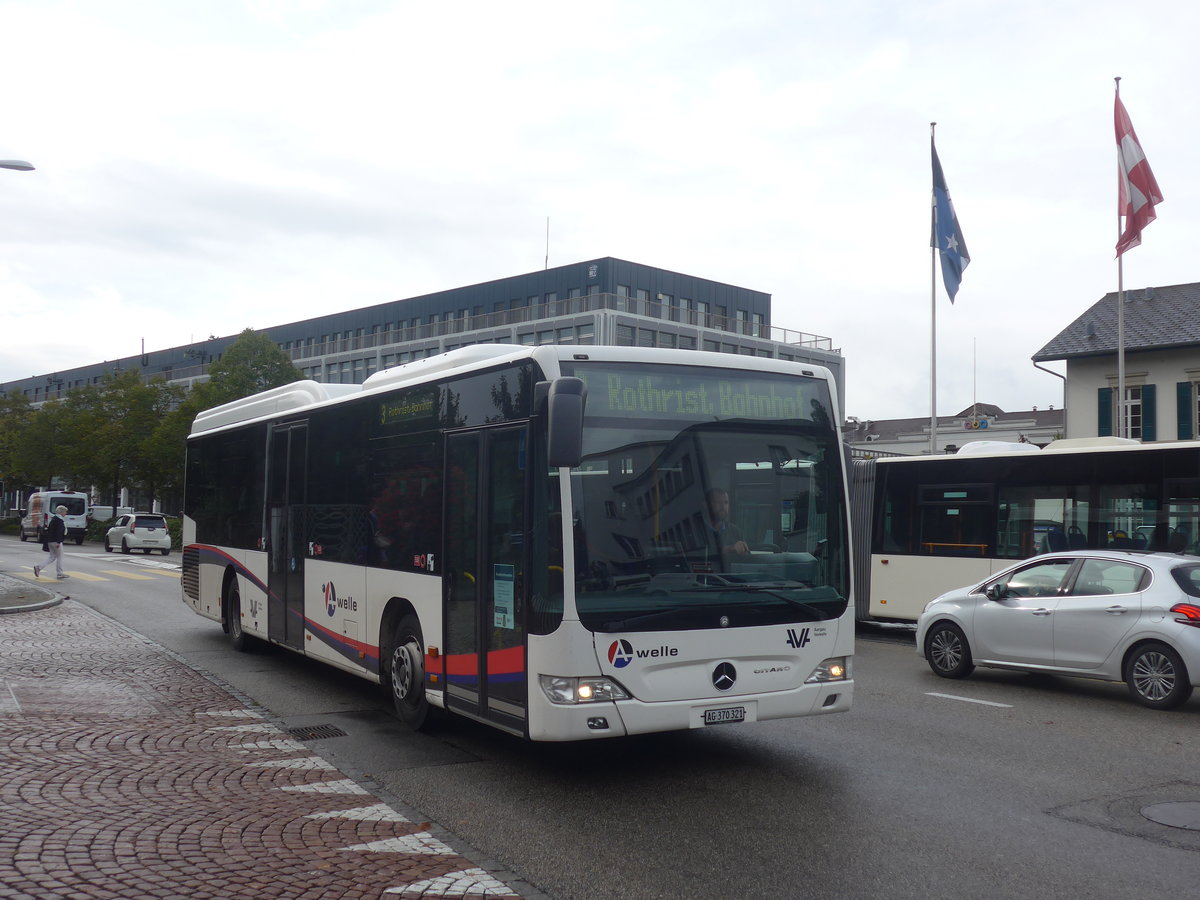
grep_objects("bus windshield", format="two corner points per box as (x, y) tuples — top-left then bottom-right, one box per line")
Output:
(563, 363), (849, 633)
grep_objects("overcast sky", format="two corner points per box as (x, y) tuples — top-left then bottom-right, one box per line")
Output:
(1, 0), (1195, 421)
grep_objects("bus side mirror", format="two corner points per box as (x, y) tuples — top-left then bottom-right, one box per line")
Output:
(547, 377), (586, 468)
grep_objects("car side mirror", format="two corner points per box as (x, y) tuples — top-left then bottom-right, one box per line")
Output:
(985, 582), (1009, 601)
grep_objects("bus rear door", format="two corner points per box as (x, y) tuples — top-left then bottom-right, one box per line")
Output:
(267, 422), (308, 651)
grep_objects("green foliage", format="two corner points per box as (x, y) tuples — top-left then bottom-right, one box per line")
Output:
(1, 328), (303, 513)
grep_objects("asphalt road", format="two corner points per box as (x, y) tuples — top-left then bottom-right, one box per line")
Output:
(4, 535), (1198, 899)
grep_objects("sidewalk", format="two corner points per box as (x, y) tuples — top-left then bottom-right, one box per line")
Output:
(0, 583), (532, 900)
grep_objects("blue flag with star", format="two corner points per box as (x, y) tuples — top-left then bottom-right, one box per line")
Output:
(931, 138), (970, 302)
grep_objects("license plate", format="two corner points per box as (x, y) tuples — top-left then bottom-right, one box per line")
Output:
(703, 706), (746, 725)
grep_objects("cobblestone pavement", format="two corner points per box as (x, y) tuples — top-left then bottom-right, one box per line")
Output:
(0, 599), (527, 899)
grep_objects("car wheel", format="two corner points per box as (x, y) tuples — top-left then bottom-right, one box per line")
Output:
(225, 580), (252, 653)
(160, 549), (170, 556)
(121, 539), (131, 554)
(389, 614), (431, 730)
(925, 621), (975, 679)
(75, 536), (84, 545)
(104, 537), (113, 553)
(142, 548), (151, 554)
(1125, 642), (1193, 710)
(19, 531), (27, 542)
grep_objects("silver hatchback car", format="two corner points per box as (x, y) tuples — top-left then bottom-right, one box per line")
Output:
(917, 550), (1200, 709)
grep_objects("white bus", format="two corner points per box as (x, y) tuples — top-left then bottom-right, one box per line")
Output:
(182, 345), (854, 741)
(855, 437), (1200, 622)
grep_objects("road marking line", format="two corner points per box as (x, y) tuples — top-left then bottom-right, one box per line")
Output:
(27, 570), (108, 582)
(925, 692), (1013, 708)
(101, 570), (157, 581)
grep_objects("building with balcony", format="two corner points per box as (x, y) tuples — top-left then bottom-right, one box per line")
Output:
(1, 257), (844, 407)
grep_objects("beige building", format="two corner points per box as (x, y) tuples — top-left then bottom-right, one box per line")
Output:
(1033, 282), (1200, 441)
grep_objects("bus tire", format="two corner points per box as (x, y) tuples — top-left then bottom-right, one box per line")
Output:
(225, 580), (253, 653)
(389, 614), (430, 730)
(1125, 642), (1192, 710)
(925, 621), (974, 679)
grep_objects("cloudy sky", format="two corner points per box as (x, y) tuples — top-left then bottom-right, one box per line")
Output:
(1, 0), (1195, 421)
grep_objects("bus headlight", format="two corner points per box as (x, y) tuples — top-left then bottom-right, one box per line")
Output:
(539, 675), (631, 705)
(805, 657), (849, 684)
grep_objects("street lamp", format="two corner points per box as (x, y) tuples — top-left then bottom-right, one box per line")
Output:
(1, 160), (34, 171)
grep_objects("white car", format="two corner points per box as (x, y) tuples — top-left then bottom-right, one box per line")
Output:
(104, 513), (172, 555)
(917, 550), (1200, 709)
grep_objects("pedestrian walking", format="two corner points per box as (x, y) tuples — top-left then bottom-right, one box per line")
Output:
(34, 505), (70, 580)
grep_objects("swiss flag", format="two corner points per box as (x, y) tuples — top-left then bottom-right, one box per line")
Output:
(1115, 95), (1163, 257)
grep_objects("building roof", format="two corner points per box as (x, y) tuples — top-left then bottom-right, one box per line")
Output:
(843, 405), (1063, 445)
(1033, 281), (1200, 362)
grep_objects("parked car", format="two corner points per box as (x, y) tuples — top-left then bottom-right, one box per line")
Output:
(917, 550), (1200, 709)
(104, 513), (172, 555)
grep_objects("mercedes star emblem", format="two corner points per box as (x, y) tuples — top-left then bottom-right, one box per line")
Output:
(712, 662), (737, 691)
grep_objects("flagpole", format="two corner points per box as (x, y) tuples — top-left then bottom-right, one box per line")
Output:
(1114, 76), (1126, 438)
(930, 121), (938, 456)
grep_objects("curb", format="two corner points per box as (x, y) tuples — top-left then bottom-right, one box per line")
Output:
(0, 572), (62, 614)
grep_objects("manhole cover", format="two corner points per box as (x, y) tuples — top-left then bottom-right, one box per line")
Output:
(287, 724), (348, 741)
(1141, 802), (1200, 831)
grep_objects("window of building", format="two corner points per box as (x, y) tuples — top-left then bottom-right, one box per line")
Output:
(752, 312), (766, 337)
(616, 325), (636, 346)
(1099, 384), (1156, 440)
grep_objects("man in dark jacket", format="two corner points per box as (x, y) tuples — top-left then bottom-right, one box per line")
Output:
(34, 505), (70, 580)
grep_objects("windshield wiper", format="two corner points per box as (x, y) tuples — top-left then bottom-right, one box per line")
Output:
(601, 605), (694, 632)
(707, 585), (831, 620)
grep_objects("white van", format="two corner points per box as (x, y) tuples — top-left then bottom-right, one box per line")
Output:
(19, 490), (90, 545)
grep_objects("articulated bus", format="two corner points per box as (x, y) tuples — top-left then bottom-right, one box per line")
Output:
(854, 437), (1200, 622)
(182, 345), (854, 741)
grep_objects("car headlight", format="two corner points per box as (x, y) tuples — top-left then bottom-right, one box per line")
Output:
(805, 657), (849, 684)
(539, 675), (631, 705)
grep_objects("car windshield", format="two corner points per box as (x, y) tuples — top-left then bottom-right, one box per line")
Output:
(560, 364), (849, 633)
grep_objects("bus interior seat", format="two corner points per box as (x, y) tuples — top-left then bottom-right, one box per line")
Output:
(1067, 526), (1087, 549)
(1045, 527), (1067, 552)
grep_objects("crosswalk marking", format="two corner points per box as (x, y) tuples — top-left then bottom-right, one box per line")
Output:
(101, 569), (157, 581)
(20, 566), (181, 583)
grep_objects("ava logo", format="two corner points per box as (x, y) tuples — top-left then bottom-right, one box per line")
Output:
(786, 627), (811, 649)
(608, 639), (635, 668)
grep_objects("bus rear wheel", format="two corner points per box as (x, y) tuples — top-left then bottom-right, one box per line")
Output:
(390, 614), (430, 730)
(225, 580), (253, 653)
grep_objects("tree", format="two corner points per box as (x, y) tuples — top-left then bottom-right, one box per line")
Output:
(192, 328), (303, 411)
(58, 370), (179, 513)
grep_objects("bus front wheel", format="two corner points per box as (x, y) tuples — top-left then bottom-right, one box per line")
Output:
(390, 614), (430, 730)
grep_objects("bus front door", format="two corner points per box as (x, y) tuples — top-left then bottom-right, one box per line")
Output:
(267, 422), (308, 651)
(444, 427), (528, 734)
